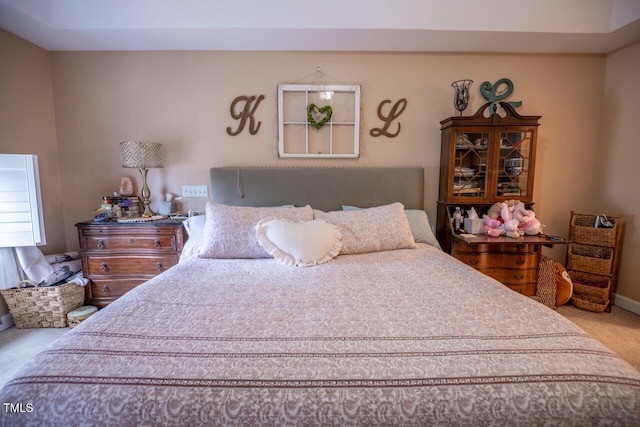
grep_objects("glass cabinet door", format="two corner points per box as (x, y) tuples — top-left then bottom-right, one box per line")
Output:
(496, 130), (533, 198)
(452, 130), (490, 199)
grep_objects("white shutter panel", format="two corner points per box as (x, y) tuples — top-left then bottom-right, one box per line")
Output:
(0, 154), (46, 247)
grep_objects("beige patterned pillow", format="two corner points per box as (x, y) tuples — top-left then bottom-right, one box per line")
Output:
(198, 202), (313, 259)
(313, 202), (416, 254)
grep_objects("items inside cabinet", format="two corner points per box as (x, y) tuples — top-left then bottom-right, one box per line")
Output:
(453, 131), (489, 198)
(497, 130), (533, 199)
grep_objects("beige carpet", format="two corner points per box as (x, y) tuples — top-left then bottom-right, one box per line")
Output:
(557, 304), (640, 372)
(0, 326), (68, 387)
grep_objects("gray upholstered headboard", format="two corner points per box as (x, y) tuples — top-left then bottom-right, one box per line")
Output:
(209, 167), (424, 212)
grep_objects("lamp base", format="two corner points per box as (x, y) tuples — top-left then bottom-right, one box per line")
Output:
(139, 168), (154, 217)
(141, 203), (154, 218)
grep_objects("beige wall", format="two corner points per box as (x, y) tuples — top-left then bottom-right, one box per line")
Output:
(600, 40), (640, 304)
(0, 30), (65, 254)
(8, 28), (639, 306)
(0, 30), (65, 319)
(49, 51), (605, 253)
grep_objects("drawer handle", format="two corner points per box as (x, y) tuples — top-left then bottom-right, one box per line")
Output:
(516, 244), (525, 250)
(100, 262), (108, 272)
(156, 262), (163, 271)
(514, 274), (524, 280)
(98, 239), (105, 249)
(154, 239), (161, 248)
(469, 259), (479, 266)
(516, 258), (525, 265)
(103, 285), (110, 293)
(128, 238), (134, 244)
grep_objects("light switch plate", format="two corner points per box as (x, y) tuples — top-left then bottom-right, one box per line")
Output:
(181, 185), (208, 198)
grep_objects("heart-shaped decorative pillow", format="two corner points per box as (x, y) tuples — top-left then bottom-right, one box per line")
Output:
(255, 218), (342, 267)
(307, 104), (333, 129)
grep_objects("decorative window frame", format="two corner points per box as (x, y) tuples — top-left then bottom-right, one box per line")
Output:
(277, 84), (360, 158)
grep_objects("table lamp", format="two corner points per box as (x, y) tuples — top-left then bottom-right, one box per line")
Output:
(120, 141), (164, 217)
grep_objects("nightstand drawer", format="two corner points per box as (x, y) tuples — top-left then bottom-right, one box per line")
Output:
(453, 240), (536, 254)
(83, 235), (178, 252)
(454, 253), (538, 269)
(86, 255), (177, 276)
(89, 278), (146, 299)
(477, 267), (537, 285)
(504, 283), (536, 296)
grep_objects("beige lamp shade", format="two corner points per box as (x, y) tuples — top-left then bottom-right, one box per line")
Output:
(120, 141), (163, 217)
(120, 141), (164, 169)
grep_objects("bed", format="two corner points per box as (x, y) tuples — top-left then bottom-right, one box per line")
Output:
(1, 167), (639, 426)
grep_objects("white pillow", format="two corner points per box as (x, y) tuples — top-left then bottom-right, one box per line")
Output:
(313, 202), (416, 255)
(255, 218), (342, 267)
(179, 215), (206, 262)
(199, 203), (314, 259)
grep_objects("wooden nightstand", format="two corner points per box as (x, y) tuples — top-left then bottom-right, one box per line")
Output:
(76, 220), (186, 307)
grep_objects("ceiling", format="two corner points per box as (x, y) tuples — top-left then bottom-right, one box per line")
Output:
(1, 0), (640, 54)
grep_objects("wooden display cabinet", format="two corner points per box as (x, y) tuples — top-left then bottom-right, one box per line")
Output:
(438, 101), (541, 205)
(435, 103), (569, 296)
(436, 102), (541, 253)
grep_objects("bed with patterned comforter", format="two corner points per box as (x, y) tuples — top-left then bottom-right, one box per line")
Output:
(1, 244), (639, 426)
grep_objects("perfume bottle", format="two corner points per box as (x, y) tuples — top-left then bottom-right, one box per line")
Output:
(453, 207), (463, 232)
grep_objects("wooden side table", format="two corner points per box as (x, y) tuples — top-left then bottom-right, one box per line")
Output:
(76, 220), (186, 307)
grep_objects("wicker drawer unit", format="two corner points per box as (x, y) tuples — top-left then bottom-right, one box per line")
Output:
(76, 220), (186, 307)
(566, 212), (624, 312)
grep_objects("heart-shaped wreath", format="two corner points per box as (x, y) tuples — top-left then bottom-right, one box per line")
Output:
(307, 104), (333, 129)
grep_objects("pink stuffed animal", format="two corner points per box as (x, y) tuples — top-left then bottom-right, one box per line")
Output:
(500, 202), (521, 238)
(513, 202), (542, 235)
(483, 216), (502, 237)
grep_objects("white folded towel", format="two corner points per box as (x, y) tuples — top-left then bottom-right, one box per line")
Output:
(14, 246), (54, 284)
(65, 271), (89, 287)
(0, 248), (26, 290)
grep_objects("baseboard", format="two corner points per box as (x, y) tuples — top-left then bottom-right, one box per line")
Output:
(0, 313), (15, 332)
(613, 293), (640, 316)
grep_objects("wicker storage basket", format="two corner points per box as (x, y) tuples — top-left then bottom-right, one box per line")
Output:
(535, 255), (557, 309)
(0, 280), (85, 328)
(570, 214), (618, 247)
(567, 244), (613, 276)
(67, 305), (97, 328)
(571, 294), (609, 313)
(568, 270), (610, 300)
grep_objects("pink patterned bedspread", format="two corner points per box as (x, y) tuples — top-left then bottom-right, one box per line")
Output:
(1, 244), (639, 426)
